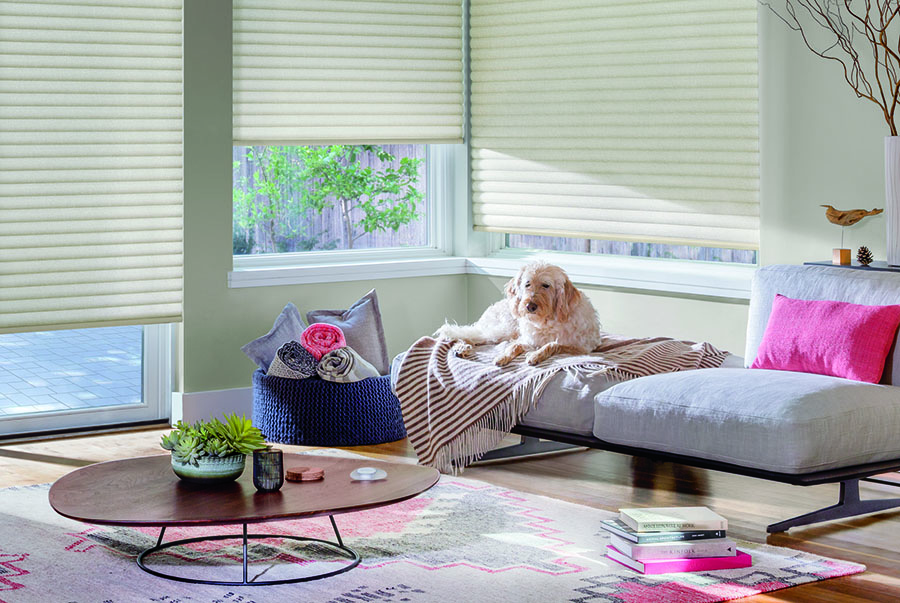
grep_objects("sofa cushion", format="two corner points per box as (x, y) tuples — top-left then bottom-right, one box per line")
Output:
(750, 294), (900, 383)
(593, 367), (900, 474)
(746, 264), (900, 384)
(391, 352), (744, 437)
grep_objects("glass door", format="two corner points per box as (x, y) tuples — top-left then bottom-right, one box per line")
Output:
(0, 324), (172, 437)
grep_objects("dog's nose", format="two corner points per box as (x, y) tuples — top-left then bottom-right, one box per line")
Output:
(526, 302), (538, 313)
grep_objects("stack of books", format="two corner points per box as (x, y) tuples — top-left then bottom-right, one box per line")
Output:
(602, 506), (752, 574)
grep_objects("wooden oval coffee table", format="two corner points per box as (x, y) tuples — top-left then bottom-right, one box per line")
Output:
(49, 453), (439, 586)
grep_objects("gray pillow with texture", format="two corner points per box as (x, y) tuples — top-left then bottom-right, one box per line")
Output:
(307, 289), (389, 375)
(241, 303), (307, 371)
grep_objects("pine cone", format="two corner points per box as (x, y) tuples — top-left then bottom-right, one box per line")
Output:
(857, 245), (874, 266)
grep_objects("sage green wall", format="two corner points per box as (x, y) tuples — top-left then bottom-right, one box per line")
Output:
(759, 7), (887, 264)
(181, 2), (466, 394)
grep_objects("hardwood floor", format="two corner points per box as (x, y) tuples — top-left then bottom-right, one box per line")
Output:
(2, 428), (898, 602)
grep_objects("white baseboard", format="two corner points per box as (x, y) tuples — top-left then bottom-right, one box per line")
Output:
(171, 386), (253, 424)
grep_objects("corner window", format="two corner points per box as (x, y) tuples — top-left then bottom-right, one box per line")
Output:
(232, 144), (431, 257)
(505, 234), (757, 264)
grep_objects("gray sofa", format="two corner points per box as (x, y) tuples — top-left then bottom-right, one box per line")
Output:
(393, 264), (900, 532)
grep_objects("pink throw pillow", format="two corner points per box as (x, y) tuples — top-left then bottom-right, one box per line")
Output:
(751, 294), (900, 383)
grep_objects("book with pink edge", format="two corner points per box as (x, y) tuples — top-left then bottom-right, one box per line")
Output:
(606, 545), (752, 575)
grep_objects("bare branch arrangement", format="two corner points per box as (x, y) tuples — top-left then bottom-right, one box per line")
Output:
(761, 1), (900, 134)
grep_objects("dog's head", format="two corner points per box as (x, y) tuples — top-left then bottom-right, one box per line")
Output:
(505, 261), (583, 324)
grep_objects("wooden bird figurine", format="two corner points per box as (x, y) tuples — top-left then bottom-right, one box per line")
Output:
(821, 205), (883, 226)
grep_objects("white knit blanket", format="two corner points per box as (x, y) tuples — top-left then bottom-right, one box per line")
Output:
(394, 334), (727, 474)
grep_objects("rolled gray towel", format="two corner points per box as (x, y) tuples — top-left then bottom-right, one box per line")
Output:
(267, 341), (318, 379)
(317, 346), (380, 383)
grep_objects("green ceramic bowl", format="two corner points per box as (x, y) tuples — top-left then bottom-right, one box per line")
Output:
(171, 453), (246, 484)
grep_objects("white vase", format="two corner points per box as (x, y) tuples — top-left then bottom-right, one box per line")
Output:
(885, 136), (900, 265)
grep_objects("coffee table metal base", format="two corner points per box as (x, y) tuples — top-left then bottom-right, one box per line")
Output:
(136, 515), (360, 586)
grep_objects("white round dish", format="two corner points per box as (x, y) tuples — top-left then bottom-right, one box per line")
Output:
(350, 467), (387, 481)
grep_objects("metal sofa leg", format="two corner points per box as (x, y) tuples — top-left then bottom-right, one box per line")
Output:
(473, 435), (583, 463)
(767, 479), (900, 533)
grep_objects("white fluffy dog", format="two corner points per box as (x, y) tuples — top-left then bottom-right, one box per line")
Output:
(435, 261), (602, 366)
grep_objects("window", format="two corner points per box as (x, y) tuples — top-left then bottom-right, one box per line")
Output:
(506, 235), (757, 264)
(469, 1), (759, 255)
(232, 144), (429, 256)
(231, 0), (463, 268)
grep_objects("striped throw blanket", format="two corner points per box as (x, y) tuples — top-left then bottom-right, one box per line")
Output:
(394, 334), (727, 474)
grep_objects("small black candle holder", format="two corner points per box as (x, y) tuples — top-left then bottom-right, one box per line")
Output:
(253, 447), (284, 492)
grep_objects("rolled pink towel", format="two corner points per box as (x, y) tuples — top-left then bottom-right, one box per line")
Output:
(300, 322), (346, 360)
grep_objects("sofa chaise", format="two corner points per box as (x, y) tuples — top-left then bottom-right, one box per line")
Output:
(393, 264), (900, 532)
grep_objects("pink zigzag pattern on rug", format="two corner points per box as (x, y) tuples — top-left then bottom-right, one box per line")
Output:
(360, 481), (588, 575)
(815, 559), (864, 578)
(0, 552), (29, 600)
(609, 579), (795, 603)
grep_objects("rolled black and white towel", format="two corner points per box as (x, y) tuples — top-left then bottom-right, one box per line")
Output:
(317, 346), (380, 383)
(267, 340), (318, 379)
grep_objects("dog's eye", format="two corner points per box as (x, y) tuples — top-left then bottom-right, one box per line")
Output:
(541, 283), (550, 288)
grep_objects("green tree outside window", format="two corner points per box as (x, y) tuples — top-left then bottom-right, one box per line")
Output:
(233, 145), (425, 254)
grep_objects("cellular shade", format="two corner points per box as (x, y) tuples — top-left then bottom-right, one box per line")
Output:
(233, 0), (465, 145)
(0, 0), (183, 333)
(469, 0), (759, 249)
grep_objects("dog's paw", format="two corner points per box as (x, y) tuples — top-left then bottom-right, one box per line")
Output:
(525, 352), (543, 366)
(452, 342), (474, 358)
(494, 355), (512, 367)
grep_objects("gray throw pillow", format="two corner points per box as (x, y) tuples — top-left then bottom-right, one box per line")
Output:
(241, 303), (307, 371)
(306, 289), (389, 375)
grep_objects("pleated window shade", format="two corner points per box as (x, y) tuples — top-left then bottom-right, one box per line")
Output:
(0, 0), (183, 334)
(470, 0), (759, 249)
(233, 0), (464, 145)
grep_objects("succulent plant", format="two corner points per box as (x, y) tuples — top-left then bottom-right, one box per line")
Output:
(173, 434), (203, 466)
(159, 431), (180, 451)
(213, 413), (267, 455)
(203, 437), (231, 458)
(161, 413), (266, 464)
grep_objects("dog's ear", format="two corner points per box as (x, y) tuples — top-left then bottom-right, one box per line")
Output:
(504, 275), (518, 299)
(556, 279), (582, 322)
(505, 274), (524, 317)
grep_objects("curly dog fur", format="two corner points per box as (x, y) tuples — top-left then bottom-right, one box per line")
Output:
(435, 261), (602, 366)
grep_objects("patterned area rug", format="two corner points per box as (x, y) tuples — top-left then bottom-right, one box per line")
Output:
(0, 476), (863, 602)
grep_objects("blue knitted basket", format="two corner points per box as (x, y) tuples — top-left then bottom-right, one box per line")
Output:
(251, 369), (406, 446)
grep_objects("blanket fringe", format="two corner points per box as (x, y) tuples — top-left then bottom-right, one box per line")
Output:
(430, 371), (555, 475)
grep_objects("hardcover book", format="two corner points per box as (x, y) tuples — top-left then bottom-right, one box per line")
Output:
(609, 533), (738, 560)
(619, 506), (728, 532)
(606, 545), (752, 575)
(600, 519), (726, 544)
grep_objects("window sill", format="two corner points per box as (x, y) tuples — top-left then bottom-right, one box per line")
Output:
(228, 255), (468, 288)
(469, 251), (754, 300)
(228, 252), (755, 299)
